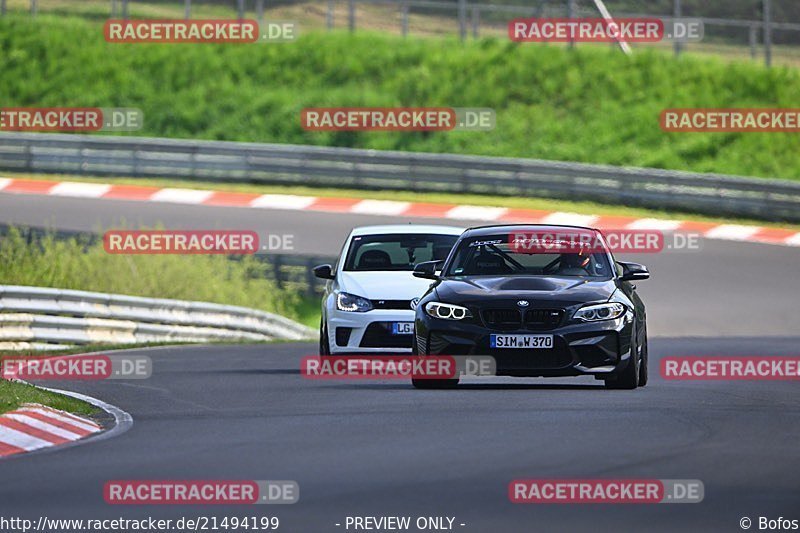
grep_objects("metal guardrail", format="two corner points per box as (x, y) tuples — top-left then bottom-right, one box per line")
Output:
(1, 132), (799, 222)
(0, 285), (315, 350)
(345, 0), (797, 66)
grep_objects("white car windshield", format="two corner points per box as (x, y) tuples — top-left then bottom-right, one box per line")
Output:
(344, 233), (458, 271)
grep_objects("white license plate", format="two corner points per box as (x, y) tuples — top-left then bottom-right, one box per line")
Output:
(490, 334), (553, 349)
(391, 322), (414, 335)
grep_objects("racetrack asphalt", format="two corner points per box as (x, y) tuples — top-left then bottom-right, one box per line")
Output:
(0, 192), (798, 532)
(1, 339), (798, 532)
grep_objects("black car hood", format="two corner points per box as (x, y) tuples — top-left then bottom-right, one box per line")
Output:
(434, 276), (616, 307)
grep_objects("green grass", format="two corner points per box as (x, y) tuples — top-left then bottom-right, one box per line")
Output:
(1, 16), (799, 180)
(0, 227), (311, 323)
(0, 380), (97, 415)
(294, 297), (322, 330)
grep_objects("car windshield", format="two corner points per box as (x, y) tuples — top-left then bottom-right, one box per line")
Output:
(344, 233), (458, 272)
(444, 233), (612, 278)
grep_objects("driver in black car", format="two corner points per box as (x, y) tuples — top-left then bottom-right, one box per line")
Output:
(556, 250), (591, 276)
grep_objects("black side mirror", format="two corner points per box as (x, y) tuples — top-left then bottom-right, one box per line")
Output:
(313, 264), (335, 280)
(618, 261), (650, 281)
(413, 260), (441, 280)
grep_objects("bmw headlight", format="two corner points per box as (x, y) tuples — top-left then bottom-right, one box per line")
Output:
(574, 302), (626, 322)
(424, 302), (472, 321)
(336, 291), (373, 312)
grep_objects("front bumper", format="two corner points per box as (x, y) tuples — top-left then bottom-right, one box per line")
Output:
(416, 315), (635, 378)
(327, 308), (416, 354)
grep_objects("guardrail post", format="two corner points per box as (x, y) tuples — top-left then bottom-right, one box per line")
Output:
(763, 0), (772, 67)
(256, 0), (264, 25)
(401, 0), (409, 37)
(237, 0), (245, 20)
(749, 24), (758, 59)
(30, 0), (36, 16)
(132, 144), (140, 177)
(122, 0), (128, 20)
(673, 0), (683, 56)
(407, 156), (418, 193)
(24, 140), (33, 173)
(567, 0), (575, 48)
(471, 6), (479, 38)
(458, 0), (467, 41)
(272, 255), (284, 290)
(348, 0), (355, 32)
(305, 258), (317, 297)
(326, 0), (334, 30)
(184, 0), (191, 20)
(188, 145), (198, 178)
(2, 0), (7, 16)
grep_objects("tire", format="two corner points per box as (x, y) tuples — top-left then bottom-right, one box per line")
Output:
(605, 323), (639, 390)
(411, 336), (459, 389)
(638, 331), (649, 387)
(319, 318), (331, 356)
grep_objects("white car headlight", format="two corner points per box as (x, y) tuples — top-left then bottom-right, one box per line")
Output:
(425, 302), (472, 321)
(573, 302), (626, 322)
(336, 291), (373, 312)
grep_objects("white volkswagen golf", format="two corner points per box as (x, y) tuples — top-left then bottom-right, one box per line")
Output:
(313, 225), (464, 355)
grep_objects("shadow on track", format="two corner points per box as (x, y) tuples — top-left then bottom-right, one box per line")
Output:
(316, 382), (608, 391)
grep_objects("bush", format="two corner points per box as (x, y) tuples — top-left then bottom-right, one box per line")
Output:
(0, 228), (302, 320)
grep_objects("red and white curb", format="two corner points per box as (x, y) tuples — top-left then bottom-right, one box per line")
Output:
(0, 403), (102, 457)
(1, 177), (799, 247)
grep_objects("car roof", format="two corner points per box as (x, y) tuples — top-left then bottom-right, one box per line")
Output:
(461, 224), (600, 238)
(350, 224), (465, 236)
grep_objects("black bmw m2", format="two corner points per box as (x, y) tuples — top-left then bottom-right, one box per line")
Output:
(412, 225), (650, 390)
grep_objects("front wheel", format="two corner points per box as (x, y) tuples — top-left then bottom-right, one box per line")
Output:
(411, 336), (459, 389)
(319, 318), (331, 356)
(637, 332), (649, 387)
(605, 324), (640, 390)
